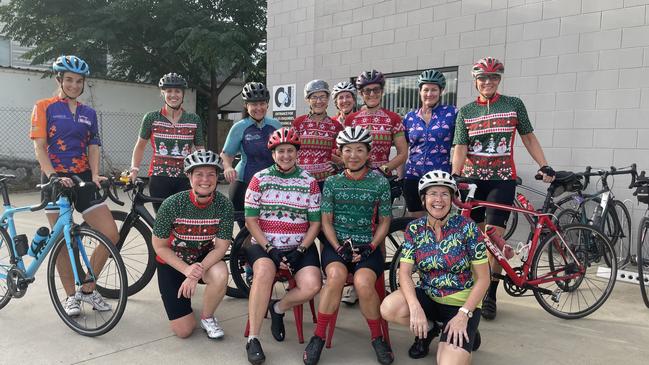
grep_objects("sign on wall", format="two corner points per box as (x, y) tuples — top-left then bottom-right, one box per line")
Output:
(272, 84), (296, 125)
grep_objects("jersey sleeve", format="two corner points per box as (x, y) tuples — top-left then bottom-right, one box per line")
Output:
(139, 112), (154, 140)
(399, 221), (417, 264)
(452, 107), (470, 145)
(320, 177), (334, 214)
(244, 174), (262, 217)
(377, 175), (392, 217)
(402, 112), (413, 143)
(88, 108), (101, 146)
(513, 97), (534, 135)
(29, 100), (49, 139)
(307, 178), (322, 222)
(464, 219), (489, 264)
(388, 110), (405, 139)
(192, 114), (206, 147)
(152, 196), (175, 239)
(222, 120), (244, 156)
(216, 194), (234, 241)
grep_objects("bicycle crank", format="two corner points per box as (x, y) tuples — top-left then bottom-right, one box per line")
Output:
(6, 267), (32, 298)
(551, 289), (562, 303)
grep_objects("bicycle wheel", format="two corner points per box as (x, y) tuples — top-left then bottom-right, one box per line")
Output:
(0, 226), (12, 310)
(502, 197), (524, 241)
(229, 227), (253, 297)
(391, 194), (407, 218)
(637, 219), (649, 308)
(604, 200), (632, 268)
(47, 226), (128, 336)
(225, 243), (248, 299)
(531, 224), (616, 319)
(555, 208), (581, 227)
(387, 217), (416, 292)
(94, 211), (155, 298)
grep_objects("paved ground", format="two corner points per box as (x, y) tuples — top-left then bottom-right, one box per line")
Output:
(1, 189), (648, 364)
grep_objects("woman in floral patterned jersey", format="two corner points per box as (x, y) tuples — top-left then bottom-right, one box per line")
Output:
(129, 73), (205, 212)
(451, 57), (555, 321)
(152, 150), (233, 340)
(243, 128), (322, 365)
(381, 171), (489, 364)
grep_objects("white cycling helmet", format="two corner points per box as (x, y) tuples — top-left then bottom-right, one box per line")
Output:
(332, 81), (357, 100)
(418, 170), (457, 195)
(184, 149), (222, 173)
(336, 126), (372, 148)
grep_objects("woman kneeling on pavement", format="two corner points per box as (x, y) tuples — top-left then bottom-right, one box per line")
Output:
(244, 128), (322, 365)
(152, 149), (234, 339)
(380, 171), (489, 365)
(303, 126), (394, 365)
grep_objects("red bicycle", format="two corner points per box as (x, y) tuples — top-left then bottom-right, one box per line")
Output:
(452, 172), (617, 319)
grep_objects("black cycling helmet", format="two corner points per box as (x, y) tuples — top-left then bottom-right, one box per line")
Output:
(418, 69), (446, 89)
(159, 73), (188, 89)
(356, 69), (385, 89)
(242, 82), (270, 102)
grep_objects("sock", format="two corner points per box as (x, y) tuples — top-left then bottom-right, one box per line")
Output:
(274, 301), (285, 315)
(201, 314), (214, 320)
(247, 335), (259, 343)
(314, 312), (334, 339)
(487, 280), (499, 299)
(366, 318), (382, 340)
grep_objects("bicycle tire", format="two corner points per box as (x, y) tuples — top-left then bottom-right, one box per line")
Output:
(531, 223), (616, 319)
(637, 219), (649, 309)
(386, 217), (418, 292)
(229, 227), (252, 297)
(605, 200), (632, 268)
(47, 226), (128, 336)
(0, 226), (13, 310)
(502, 205), (519, 240)
(555, 208), (581, 227)
(94, 211), (155, 298)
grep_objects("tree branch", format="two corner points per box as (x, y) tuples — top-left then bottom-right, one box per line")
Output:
(218, 90), (242, 110)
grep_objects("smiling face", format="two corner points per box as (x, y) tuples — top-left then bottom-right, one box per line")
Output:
(475, 74), (501, 99)
(58, 72), (85, 99)
(341, 143), (370, 170)
(188, 166), (218, 196)
(272, 144), (298, 170)
(246, 100), (269, 120)
(162, 88), (184, 109)
(359, 83), (383, 109)
(422, 185), (453, 219)
(335, 91), (356, 114)
(419, 83), (442, 108)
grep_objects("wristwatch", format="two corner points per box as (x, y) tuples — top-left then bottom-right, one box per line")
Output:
(380, 165), (390, 174)
(296, 245), (307, 254)
(458, 307), (473, 318)
(264, 242), (273, 252)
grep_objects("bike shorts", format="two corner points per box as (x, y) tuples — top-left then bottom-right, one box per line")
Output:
(403, 178), (423, 213)
(156, 251), (210, 321)
(245, 243), (320, 273)
(41, 171), (104, 215)
(320, 236), (384, 278)
(148, 175), (191, 213)
(464, 179), (516, 228)
(416, 287), (481, 353)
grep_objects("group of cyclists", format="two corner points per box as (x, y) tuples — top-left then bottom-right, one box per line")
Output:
(29, 54), (556, 365)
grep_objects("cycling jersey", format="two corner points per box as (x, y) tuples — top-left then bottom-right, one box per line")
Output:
(321, 169), (391, 245)
(244, 164), (321, 251)
(400, 214), (488, 306)
(402, 105), (457, 179)
(139, 109), (204, 178)
(453, 94), (534, 181)
(30, 96), (100, 174)
(153, 190), (233, 264)
(222, 117), (282, 183)
(292, 114), (343, 182)
(344, 108), (404, 169)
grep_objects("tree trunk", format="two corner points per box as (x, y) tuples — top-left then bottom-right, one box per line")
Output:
(207, 71), (220, 153)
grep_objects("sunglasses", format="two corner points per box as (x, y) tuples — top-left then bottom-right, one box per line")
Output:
(475, 74), (501, 82)
(360, 87), (383, 96)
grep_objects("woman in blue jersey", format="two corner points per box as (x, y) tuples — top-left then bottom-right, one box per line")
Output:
(220, 82), (282, 212)
(402, 69), (457, 218)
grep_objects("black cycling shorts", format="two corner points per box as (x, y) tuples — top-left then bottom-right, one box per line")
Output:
(464, 179), (516, 228)
(245, 243), (320, 273)
(320, 236), (384, 278)
(415, 288), (481, 353)
(41, 171), (103, 214)
(156, 251), (210, 321)
(228, 180), (249, 213)
(148, 175), (191, 213)
(403, 178), (423, 213)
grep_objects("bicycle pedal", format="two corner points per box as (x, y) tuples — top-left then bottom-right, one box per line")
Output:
(551, 289), (562, 303)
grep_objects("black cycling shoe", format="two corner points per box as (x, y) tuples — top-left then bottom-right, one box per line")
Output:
(472, 329), (481, 351)
(268, 299), (286, 341)
(371, 336), (394, 365)
(246, 338), (266, 365)
(408, 322), (441, 359)
(481, 296), (497, 320)
(303, 335), (325, 365)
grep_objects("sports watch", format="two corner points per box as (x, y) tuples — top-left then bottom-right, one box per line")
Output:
(458, 307), (473, 318)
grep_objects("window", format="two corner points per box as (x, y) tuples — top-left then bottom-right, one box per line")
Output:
(353, 67), (458, 116)
(0, 37), (10, 67)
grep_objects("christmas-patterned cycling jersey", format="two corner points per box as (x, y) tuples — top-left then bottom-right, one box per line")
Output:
(453, 94), (533, 181)
(139, 109), (205, 178)
(400, 215), (488, 303)
(244, 165), (321, 251)
(153, 190), (233, 264)
(344, 108), (404, 169)
(321, 169), (391, 246)
(292, 114), (343, 182)
(402, 105), (457, 179)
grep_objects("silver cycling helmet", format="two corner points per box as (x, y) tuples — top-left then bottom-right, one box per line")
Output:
(336, 126), (372, 148)
(418, 170), (458, 195)
(184, 149), (222, 173)
(304, 79), (330, 99)
(332, 81), (357, 100)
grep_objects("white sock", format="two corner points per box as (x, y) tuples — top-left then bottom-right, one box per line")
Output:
(274, 301), (285, 315)
(248, 335), (259, 342)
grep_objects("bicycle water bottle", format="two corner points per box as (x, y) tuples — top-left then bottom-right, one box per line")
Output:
(516, 193), (534, 211)
(28, 227), (50, 257)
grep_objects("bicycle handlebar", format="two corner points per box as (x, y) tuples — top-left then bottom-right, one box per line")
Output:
(89, 177), (125, 207)
(576, 164), (637, 190)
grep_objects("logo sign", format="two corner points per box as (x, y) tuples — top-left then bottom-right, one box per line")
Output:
(272, 84), (297, 125)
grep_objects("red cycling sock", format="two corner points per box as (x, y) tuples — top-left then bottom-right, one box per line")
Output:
(314, 311), (334, 339)
(366, 318), (382, 340)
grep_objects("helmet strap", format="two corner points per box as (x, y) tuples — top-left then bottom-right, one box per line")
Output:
(164, 96), (184, 111)
(189, 189), (214, 208)
(58, 77), (85, 100)
(344, 165), (369, 179)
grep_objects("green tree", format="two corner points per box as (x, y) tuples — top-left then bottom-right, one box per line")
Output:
(0, 0), (267, 145)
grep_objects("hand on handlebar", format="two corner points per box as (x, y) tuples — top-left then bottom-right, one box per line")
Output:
(535, 166), (556, 183)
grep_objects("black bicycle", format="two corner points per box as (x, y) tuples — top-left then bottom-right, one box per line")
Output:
(632, 171), (649, 308)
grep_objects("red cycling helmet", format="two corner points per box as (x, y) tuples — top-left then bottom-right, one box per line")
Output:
(267, 127), (301, 150)
(471, 57), (505, 78)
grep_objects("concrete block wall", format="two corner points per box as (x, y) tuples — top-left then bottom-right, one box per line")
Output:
(267, 0), (649, 224)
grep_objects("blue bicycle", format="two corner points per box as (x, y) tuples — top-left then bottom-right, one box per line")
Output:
(0, 174), (127, 336)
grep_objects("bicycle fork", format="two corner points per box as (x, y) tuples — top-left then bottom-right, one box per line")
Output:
(63, 225), (96, 286)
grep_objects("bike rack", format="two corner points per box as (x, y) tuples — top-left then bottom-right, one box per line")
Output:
(597, 267), (648, 286)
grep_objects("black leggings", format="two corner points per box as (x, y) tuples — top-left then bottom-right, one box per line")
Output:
(148, 176), (191, 212)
